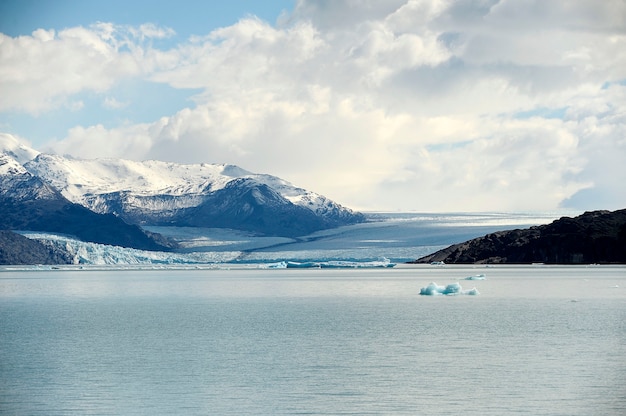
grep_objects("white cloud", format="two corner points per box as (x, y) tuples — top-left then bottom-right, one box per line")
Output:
(102, 97), (128, 110)
(559, 83), (626, 210)
(48, 123), (155, 160)
(133, 23), (176, 40)
(3, 0), (626, 211)
(0, 23), (174, 114)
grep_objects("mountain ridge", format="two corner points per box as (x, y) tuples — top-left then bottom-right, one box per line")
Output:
(1, 134), (365, 243)
(0, 230), (73, 265)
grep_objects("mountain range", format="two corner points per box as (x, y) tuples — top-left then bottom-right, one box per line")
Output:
(0, 133), (364, 261)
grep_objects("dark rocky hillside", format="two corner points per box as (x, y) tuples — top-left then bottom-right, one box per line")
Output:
(0, 173), (173, 252)
(0, 230), (73, 265)
(412, 209), (626, 264)
(78, 179), (365, 238)
(178, 179), (361, 238)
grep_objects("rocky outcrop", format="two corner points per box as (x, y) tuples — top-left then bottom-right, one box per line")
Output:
(411, 209), (626, 264)
(0, 230), (73, 265)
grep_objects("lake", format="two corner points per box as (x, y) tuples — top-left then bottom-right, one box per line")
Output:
(1, 265), (624, 415)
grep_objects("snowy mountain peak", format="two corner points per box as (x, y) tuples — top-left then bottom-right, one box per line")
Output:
(0, 153), (61, 201)
(25, 155), (239, 199)
(0, 133), (40, 165)
(0, 153), (29, 176)
(6, 143), (364, 237)
(23, 154), (340, 215)
(219, 164), (253, 177)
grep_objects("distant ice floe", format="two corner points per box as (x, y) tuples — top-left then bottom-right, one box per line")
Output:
(258, 259), (396, 269)
(419, 282), (480, 296)
(464, 274), (486, 280)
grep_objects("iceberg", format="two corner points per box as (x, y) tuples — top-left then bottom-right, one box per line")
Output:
(419, 282), (480, 296)
(465, 287), (480, 295)
(464, 274), (486, 280)
(258, 261), (288, 269)
(285, 258), (396, 269)
(286, 261), (322, 268)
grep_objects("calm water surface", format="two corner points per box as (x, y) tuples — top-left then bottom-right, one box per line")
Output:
(1, 265), (624, 415)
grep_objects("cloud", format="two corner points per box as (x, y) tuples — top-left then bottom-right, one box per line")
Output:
(47, 123), (155, 160)
(559, 83), (626, 210)
(4, 0), (626, 211)
(0, 23), (173, 114)
(102, 97), (129, 110)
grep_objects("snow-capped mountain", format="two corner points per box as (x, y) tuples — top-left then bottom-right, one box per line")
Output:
(1, 134), (364, 238)
(0, 133), (40, 165)
(0, 135), (173, 252)
(0, 137), (55, 201)
(0, 154), (61, 202)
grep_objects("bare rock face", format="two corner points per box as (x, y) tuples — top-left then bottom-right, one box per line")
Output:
(412, 209), (626, 264)
(0, 231), (73, 265)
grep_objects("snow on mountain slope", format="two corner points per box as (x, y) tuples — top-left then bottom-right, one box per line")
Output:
(2, 135), (364, 237)
(0, 133), (40, 165)
(23, 153), (356, 218)
(0, 153), (29, 176)
(25, 155), (241, 198)
(0, 153), (60, 200)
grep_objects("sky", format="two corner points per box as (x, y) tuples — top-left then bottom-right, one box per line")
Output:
(1, 0), (625, 213)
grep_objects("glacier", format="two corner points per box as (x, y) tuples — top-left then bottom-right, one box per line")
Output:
(2, 134), (569, 259)
(15, 211), (562, 266)
(20, 232), (240, 265)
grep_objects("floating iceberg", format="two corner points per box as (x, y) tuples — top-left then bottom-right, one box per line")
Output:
(419, 282), (480, 296)
(465, 287), (480, 295)
(285, 259), (396, 269)
(464, 274), (486, 280)
(258, 261), (288, 269)
(286, 261), (321, 268)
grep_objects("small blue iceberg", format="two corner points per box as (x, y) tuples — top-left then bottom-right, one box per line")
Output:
(464, 273), (486, 280)
(419, 282), (480, 296)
